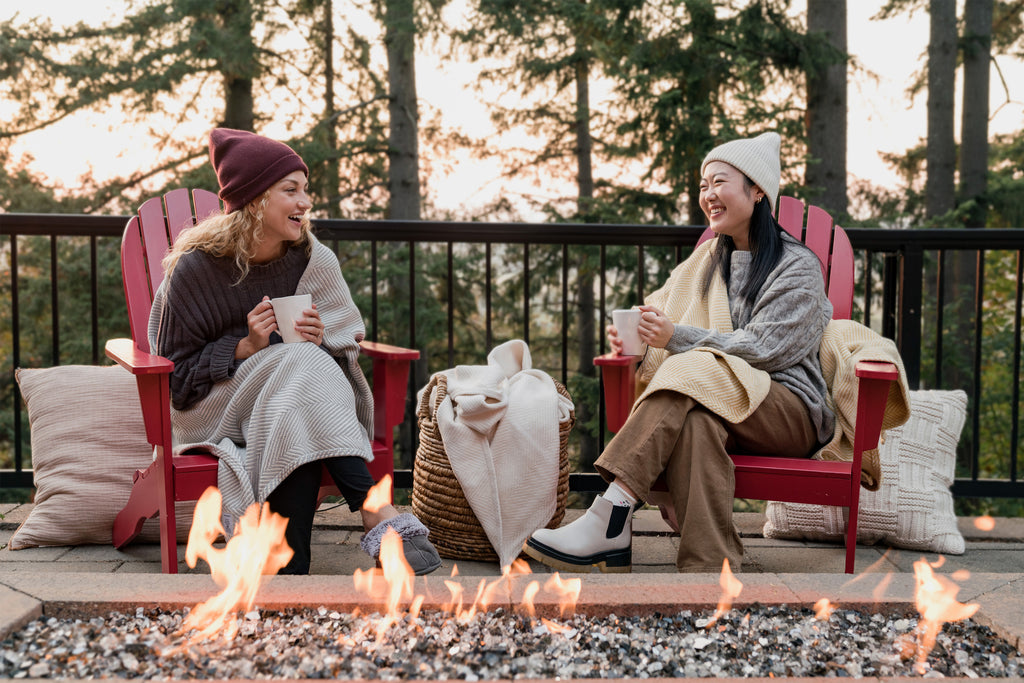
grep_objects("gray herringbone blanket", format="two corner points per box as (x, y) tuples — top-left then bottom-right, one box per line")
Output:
(150, 238), (374, 535)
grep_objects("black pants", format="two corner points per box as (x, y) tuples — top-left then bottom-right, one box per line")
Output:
(266, 456), (375, 575)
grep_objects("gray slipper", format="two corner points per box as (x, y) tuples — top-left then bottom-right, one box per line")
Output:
(360, 513), (442, 575)
(401, 534), (443, 576)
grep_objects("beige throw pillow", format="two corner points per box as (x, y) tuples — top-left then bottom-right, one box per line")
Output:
(10, 365), (194, 550)
(764, 389), (967, 555)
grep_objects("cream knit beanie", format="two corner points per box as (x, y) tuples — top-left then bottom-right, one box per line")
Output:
(700, 132), (781, 214)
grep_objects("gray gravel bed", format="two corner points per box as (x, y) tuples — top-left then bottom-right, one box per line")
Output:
(2, 605), (1022, 679)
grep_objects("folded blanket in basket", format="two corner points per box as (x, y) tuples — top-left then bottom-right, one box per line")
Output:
(421, 340), (575, 568)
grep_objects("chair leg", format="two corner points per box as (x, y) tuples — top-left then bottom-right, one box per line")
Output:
(113, 450), (179, 573)
(844, 501), (860, 574)
(159, 494), (178, 575)
(112, 462), (161, 549)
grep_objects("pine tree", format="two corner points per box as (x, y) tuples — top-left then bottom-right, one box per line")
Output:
(960, 0), (994, 229)
(0, 0), (405, 216)
(806, 0), (849, 218)
(606, 0), (841, 225)
(0, 0), (276, 211)
(926, 0), (958, 222)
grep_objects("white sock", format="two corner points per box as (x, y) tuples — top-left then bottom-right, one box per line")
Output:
(603, 481), (637, 508)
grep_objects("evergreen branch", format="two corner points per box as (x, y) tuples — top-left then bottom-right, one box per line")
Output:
(993, 0), (1024, 43)
(86, 150), (207, 211)
(0, 110), (83, 139)
(988, 57), (1024, 119)
(324, 95), (390, 124)
(327, 181), (388, 203)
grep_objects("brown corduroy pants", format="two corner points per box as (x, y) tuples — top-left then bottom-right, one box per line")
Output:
(594, 383), (818, 573)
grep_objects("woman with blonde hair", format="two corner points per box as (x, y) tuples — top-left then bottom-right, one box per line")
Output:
(152, 128), (440, 575)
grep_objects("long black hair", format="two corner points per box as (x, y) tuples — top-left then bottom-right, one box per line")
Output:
(700, 175), (784, 308)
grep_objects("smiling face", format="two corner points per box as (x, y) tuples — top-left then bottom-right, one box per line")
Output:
(254, 170), (311, 261)
(698, 161), (763, 251)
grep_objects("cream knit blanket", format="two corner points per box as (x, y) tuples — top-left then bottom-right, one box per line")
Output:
(816, 319), (910, 489)
(635, 239), (772, 422)
(631, 238), (910, 489)
(425, 340), (574, 568)
(151, 239), (375, 536)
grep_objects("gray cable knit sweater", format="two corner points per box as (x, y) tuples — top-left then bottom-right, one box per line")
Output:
(664, 233), (836, 444)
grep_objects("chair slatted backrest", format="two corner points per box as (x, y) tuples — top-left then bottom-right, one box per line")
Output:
(121, 188), (221, 352)
(776, 195), (805, 241)
(696, 195), (854, 322)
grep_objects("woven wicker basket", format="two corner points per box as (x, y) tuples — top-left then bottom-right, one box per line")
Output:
(411, 373), (574, 562)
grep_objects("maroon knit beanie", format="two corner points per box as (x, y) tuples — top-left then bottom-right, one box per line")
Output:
(208, 128), (309, 214)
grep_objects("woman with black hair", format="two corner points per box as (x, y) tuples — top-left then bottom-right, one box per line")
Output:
(524, 132), (835, 574)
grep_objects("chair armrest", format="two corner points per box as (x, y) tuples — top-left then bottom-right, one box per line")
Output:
(854, 360), (899, 381)
(594, 352), (642, 433)
(105, 338), (174, 449)
(850, 359), (901, 474)
(359, 339), (421, 361)
(105, 338), (174, 375)
(359, 340), (419, 437)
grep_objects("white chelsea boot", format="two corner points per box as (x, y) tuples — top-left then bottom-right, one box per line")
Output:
(523, 494), (632, 573)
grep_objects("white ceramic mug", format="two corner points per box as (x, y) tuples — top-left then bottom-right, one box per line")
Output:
(612, 309), (645, 356)
(270, 294), (312, 343)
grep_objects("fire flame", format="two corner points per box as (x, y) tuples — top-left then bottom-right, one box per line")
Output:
(544, 573), (582, 618)
(813, 598), (834, 621)
(706, 558), (744, 627)
(540, 617), (574, 634)
(974, 515), (996, 531)
(363, 474), (393, 513)
(911, 557), (979, 673)
(181, 487), (293, 641)
(183, 477), (584, 643)
(521, 581), (540, 617)
(872, 571), (894, 602)
(379, 528), (416, 615)
(352, 534), (578, 635)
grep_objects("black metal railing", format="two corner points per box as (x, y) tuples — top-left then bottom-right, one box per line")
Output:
(2, 212), (1023, 501)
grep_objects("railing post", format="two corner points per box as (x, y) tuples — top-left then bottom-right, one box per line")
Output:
(898, 245), (924, 388)
(882, 253), (899, 341)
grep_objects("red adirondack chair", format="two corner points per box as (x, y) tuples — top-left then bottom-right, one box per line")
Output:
(105, 188), (419, 573)
(594, 196), (899, 573)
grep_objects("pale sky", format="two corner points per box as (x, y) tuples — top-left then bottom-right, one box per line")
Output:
(5, 0), (1023, 218)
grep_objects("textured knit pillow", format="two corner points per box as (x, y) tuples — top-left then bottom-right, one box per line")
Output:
(763, 389), (966, 555)
(10, 365), (194, 549)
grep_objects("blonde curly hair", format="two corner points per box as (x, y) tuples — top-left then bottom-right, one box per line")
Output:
(163, 191), (313, 284)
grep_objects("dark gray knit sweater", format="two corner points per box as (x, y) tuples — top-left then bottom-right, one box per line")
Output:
(153, 246), (309, 410)
(665, 233), (836, 444)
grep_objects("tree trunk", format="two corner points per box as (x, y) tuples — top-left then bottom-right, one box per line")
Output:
(321, 0), (340, 214)
(223, 79), (255, 131)
(947, 0), (993, 401)
(926, 0), (957, 221)
(686, 1), (715, 226)
(384, 0), (421, 466)
(575, 58), (595, 214)
(959, 0), (992, 228)
(574, 53), (598, 470)
(220, 1), (256, 131)
(924, 0), (960, 398)
(385, 0), (421, 220)
(806, 0), (848, 218)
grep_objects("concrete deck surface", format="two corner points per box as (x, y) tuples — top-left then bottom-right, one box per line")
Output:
(2, 504), (1023, 660)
